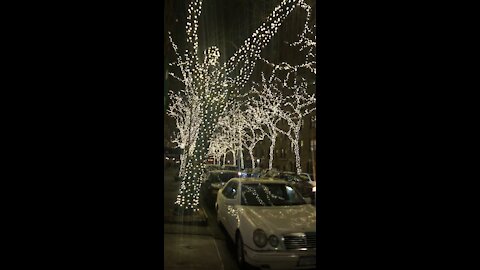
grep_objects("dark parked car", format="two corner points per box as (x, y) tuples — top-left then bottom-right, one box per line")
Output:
(271, 172), (314, 203)
(204, 164), (221, 172)
(222, 165), (240, 171)
(201, 170), (239, 205)
(238, 168), (262, 178)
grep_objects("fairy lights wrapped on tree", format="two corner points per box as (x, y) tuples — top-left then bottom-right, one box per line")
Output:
(249, 73), (285, 171)
(276, 78), (316, 174)
(240, 104), (266, 169)
(167, 89), (201, 178)
(168, 0), (312, 213)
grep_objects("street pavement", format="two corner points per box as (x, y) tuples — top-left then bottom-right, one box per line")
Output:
(164, 166), (250, 270)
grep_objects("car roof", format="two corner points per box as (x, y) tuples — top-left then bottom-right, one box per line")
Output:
(209, 170), (238, 174)
(229, 177), (289, 185)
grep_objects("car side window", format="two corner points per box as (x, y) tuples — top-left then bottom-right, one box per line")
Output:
(222, 181), (238, 199)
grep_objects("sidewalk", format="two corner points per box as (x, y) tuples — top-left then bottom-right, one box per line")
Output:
(163, 167), (208, 225)
(164, 234), (224, 270)
(163, 166), (224, 270)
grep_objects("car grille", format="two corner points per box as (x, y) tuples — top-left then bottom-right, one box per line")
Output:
(283, 232), (316, 250)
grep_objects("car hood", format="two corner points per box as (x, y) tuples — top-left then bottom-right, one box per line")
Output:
(238, 204), (316, 234)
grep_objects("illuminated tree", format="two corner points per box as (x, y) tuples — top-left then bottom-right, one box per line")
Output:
(240, 104), (266, 169)
(276, 79), (316, 174)
(208, 132), (229, 166)
(260, 4), (316, 174)
(168, 0), (312, 213)
(249, 73), (285, 170)
(214, 103), (246, 168)
(167, 89), (201, 178)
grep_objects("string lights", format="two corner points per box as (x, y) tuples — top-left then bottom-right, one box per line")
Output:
(168, 0), (312, 213)
(276, 79), (316, 174)
(248, 73), (285, 170)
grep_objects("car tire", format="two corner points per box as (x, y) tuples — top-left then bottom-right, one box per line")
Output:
(236, 233), (246, 267)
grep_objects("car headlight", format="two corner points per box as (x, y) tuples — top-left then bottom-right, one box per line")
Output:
(268, 235), (279, 247)
(253, 229), (267, 247)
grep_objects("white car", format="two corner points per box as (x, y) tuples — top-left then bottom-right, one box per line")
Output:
(215, 178), (316, 270)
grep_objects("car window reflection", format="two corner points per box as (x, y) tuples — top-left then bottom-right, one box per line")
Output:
(241, 183), (305, 206)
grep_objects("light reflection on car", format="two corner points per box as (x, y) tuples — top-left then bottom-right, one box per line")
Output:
(215, 178), (316, 270)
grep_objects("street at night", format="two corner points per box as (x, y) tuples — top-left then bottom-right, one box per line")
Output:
(164, 164), (316, 270)
(164, 0), (317, 269)
(164, 166), (245, 270)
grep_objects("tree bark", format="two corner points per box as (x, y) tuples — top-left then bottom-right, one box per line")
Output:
(269, 136), (276, 170)
(230, 150), (236, 166)
(249, 149), (255, 169)
(294, 125), (302, 174)
(175, 100), (224, 214)
(179, 152), (188, 178)
(293, 140), (301, 174)
(240, 148), (244, 169)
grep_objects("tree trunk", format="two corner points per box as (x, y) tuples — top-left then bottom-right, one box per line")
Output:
(293, 140), (301, 174)
(294, 125), (302, 174)
(230, 150), (236, 166)
(179, 152), (188, 178)
(269, 136), (276, 170)
(249, 149), (255, 169)
(175, 100), (224, 214)
(240, 148), (244, 169)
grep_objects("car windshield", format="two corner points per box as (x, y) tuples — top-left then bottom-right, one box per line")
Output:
(209, 172), (238, 183)
(241, 183), (306, 206)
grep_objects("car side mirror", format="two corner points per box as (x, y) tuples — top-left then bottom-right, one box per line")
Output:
(303, 197), (312, 204)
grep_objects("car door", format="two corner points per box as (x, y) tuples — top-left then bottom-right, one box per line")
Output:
(218, 181), (238, 240)
(217, 181), (234, 225)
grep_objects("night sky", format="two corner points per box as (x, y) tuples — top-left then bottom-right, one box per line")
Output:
(163, 0), (316, 142)
(165, 0), (316, 70)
